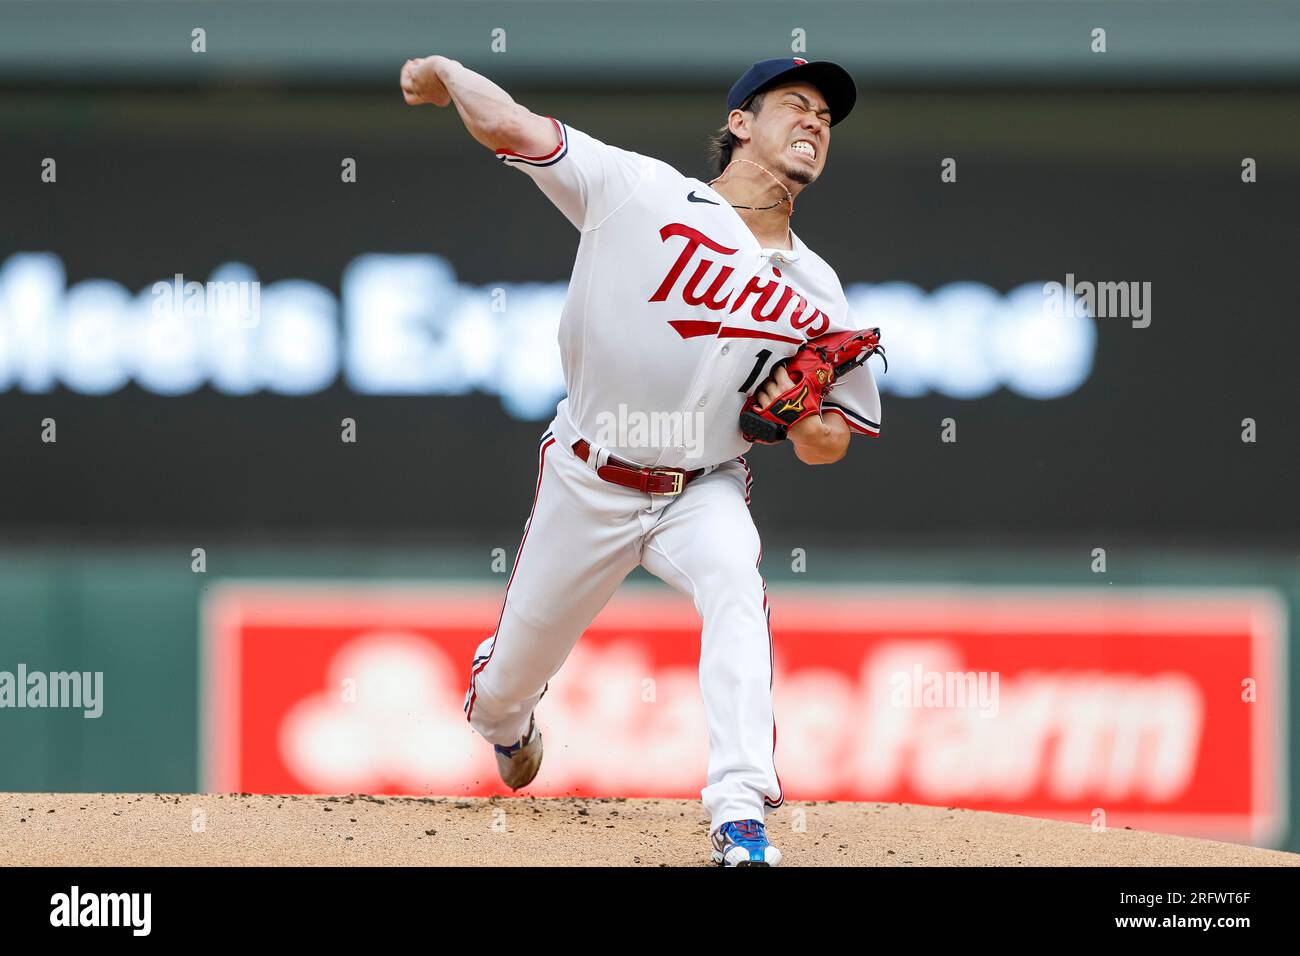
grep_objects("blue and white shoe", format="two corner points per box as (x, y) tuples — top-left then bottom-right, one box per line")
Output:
(494, 714), (543, 791)
(710, 819), (782, 867)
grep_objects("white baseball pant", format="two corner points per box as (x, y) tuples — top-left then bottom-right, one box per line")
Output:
(464, 425), (783, 829)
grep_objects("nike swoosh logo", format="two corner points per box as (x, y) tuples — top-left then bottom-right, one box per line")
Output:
(687, 191), (720, 205)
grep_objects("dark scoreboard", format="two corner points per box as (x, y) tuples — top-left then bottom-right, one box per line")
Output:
(1, 87), (1295, 546)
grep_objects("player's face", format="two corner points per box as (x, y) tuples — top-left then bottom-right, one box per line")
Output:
(750, 82), (831, 186)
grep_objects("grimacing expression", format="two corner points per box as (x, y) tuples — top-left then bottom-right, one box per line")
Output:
(737, 81), (832, 186)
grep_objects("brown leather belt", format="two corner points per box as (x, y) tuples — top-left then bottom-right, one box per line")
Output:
(572, 439), (705, 496)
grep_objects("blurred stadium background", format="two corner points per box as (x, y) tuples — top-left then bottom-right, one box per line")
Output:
(1, 2), (1297, 850)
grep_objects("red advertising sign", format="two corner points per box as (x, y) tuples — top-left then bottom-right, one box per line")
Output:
(202, 584), (1287, 845)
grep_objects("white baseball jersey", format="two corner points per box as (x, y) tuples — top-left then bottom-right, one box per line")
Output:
(497, 117), (882, 469)
(468, 115), (885, 834)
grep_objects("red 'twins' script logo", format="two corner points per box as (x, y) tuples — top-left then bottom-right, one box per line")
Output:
(648, 223), (831, 339)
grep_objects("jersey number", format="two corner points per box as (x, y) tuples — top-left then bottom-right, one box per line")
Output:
(737, 349), (774, 393)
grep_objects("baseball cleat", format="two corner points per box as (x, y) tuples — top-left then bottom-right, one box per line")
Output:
(494, 714), (543, 790)
(710, 819), (782, 867)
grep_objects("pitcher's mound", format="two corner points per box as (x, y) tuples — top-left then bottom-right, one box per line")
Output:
(2, 793), (1295, 867)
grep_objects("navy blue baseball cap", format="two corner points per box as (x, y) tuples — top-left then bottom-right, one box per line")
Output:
(727, 57), (857, 127)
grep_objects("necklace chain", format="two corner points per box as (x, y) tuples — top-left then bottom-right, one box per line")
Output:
(707, 159), (794, 213)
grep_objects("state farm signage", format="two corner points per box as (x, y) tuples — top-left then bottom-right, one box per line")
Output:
(201, 585), (1286, 845)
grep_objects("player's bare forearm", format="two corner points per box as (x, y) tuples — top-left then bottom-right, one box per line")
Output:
(750, 363), (850, 464)
(399, 55), (556, 155)
(788, 412), (850, 464)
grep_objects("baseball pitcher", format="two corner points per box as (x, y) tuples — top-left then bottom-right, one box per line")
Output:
(401, 54), (883, 866)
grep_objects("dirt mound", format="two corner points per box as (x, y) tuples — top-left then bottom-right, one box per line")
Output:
(1, 793), (1294, 867)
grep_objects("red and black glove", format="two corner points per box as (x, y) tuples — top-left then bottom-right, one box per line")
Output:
(738, 327), (885, 445)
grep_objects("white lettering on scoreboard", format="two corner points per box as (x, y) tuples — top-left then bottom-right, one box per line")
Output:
(0, 252), (1095, 419)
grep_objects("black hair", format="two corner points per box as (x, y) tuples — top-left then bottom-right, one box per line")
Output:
(707, 92), (767, 177)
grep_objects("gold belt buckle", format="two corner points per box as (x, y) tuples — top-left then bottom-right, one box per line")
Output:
(651, 468), (685, 496)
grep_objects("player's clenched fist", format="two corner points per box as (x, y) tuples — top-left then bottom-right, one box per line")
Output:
(400, 56), (454, 107)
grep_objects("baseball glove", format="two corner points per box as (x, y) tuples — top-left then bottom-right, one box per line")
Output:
(738, 327), (886, 445)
